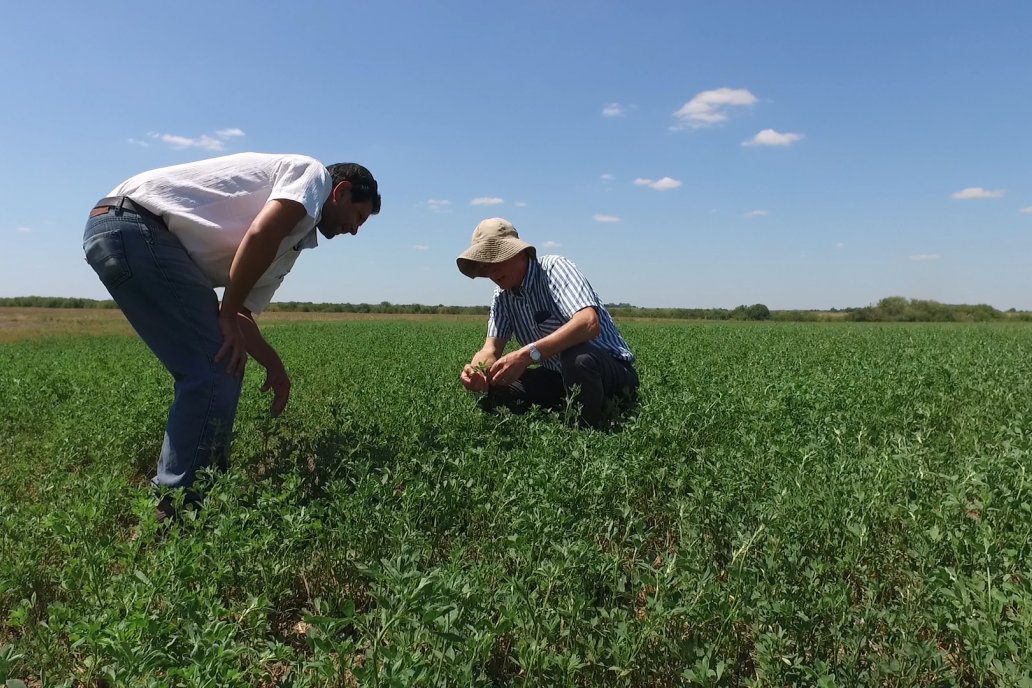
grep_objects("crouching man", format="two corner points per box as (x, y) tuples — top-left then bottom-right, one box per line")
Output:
(456, 218), (638, 428)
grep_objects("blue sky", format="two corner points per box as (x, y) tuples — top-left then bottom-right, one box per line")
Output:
(2, 1), (1031, 310)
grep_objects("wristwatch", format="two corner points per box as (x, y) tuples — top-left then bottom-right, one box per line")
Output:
(528, 343), (542, 363)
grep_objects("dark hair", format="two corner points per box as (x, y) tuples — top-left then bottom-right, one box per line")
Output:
(326, 163), (381, 215)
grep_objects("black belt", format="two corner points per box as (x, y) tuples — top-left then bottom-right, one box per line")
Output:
(89, 196), (164, 223)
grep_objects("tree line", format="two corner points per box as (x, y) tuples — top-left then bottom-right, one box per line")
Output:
(2, 295), (1029, 322)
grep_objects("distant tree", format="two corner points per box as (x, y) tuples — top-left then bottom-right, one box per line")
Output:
(847, 296), (1004, 322)
(4, 294), (1018, 321)
(728, 304), (770, 321)
(0, 296), (117, 309)
(877, 296), (908, 319)
(746, 303), (770, 320)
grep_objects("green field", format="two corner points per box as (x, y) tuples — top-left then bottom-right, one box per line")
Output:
(2, 319), (1031, 686)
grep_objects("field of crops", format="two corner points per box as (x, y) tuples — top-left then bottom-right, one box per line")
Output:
(2, 317), (1031, 686)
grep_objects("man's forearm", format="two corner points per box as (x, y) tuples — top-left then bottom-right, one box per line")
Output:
(221, 233), (279, 317)
(237, 313), (283, 371)
(529, 308), (600, 360)
(472, 338), (506, 368)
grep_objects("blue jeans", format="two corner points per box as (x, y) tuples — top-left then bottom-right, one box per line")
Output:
(83, 206), (243, 494)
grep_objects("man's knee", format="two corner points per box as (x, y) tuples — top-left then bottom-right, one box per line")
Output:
(560, 347), (599, 382)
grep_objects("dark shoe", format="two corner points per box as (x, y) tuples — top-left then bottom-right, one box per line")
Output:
(155, 496), (177, 523)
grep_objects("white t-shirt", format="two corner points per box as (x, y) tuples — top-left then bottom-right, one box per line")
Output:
(110, 152), (333, 314)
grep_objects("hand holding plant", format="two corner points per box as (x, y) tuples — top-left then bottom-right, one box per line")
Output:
(488, 351), (529, 387)
(460, 360), (491, 394)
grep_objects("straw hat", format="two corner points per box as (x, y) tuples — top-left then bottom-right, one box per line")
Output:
(456, 218), (536, 278)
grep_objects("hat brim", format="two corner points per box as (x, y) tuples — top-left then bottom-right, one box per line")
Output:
(456, 236), (535, 278)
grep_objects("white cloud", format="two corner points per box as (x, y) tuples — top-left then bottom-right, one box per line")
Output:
(14, 226), (32, 233)
(743, 129), (804, 147)
(542, 240), (562, 248)
(146, 127), (246, 151)
(634, 176), (682, 191)
(602, 102), (626, 118)
(951, 187), (1006, 200)
(150, 133), (223, 151)
(673, 87), (757, 129)
(910, 254), (941, 262)
(127, 138), (149, 147)
(593, 214), (621, 223)
(412, 244), (429, 251)
(836, 242), (845, 248)
(743, 209), (769, 218)
(514, 201), (527, 207)
(427, 199), (451, 213)
(471, 197), (504, 206)
(1020, 207), (1032, 214)
(600, 173), (615, 182)
(652, 178), (682, 191)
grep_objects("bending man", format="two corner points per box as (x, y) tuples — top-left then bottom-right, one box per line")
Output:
(82, 153), (381, 514)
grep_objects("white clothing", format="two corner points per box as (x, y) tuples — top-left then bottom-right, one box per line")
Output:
(110, 152), (332, 314)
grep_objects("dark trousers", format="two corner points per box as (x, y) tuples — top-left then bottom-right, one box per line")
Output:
(483, 342), (639, 428)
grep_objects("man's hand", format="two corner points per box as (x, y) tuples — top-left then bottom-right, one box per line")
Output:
(234, 308), (289, 414)
(460, 363), (491, 394)
(488, 350), (530, 387)
(261, 364), (291, 417)
(214, 314), (248, 376)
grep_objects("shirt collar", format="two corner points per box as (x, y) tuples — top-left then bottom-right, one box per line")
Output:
(503, 256), (538, 298)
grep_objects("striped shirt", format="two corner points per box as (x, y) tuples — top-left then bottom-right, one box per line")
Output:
(487, 255), (634, 372)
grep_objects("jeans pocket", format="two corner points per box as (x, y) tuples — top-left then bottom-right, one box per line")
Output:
(83, 229), (132, 289)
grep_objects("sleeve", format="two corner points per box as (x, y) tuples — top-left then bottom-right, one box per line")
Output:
(242, 282), (279, 315)
(544, 256), (598, 319)
(270, 156), (334, 220)
(486, 291), (513, 341)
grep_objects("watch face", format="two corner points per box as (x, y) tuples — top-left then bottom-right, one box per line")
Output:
(530, 346), (541, 362)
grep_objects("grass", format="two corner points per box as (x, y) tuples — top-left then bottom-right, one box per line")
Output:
(1, 315), (1031, 686)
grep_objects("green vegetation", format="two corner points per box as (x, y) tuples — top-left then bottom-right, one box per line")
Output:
(0, 296), (118, 309)
(6, 295), (1031, 322)
(2, 321), (1032, 686)
(848, 296), (1013, 322)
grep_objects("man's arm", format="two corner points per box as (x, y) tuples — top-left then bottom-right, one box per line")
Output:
(526, 306), (599, 360)
(460, 337), (507, 393)
(236, 309), (291, 417)
(215, 199), (309, 376)
(488, 307), (600, 386)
